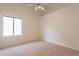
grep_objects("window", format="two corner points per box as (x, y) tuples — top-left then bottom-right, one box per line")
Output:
(14, 18), (22, 35)
(3, 16), (22, 36)
(3, 17), (13, 36)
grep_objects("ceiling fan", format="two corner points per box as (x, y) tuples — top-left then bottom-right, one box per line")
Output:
(26, 3), (46, 12)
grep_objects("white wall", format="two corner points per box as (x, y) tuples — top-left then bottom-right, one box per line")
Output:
(41, 4), (79, 51)
(0, 4), (40, 48)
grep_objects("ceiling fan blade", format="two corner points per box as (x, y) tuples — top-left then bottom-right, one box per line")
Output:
(26, 3), (36, 6)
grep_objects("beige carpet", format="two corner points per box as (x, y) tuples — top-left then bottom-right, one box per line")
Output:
(0, 40), (79, 56)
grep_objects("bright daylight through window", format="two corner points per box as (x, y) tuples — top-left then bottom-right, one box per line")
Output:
(3, 16), (22, 36)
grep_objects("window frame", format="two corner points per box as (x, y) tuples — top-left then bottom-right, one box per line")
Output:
(3, 16), (22, 37)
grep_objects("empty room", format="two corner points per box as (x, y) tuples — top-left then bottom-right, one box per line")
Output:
(0, 3), (79, 56)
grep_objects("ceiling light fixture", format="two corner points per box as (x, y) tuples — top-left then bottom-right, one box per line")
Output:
(34, 4), (45, 12)
(26, 3), (46, 13)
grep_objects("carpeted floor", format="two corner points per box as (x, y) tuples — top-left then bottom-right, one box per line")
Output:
(0, 40), (79, 56)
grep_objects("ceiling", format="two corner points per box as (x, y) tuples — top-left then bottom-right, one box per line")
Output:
(32, 3), (73, 16)
(0, 3), (73, 16)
